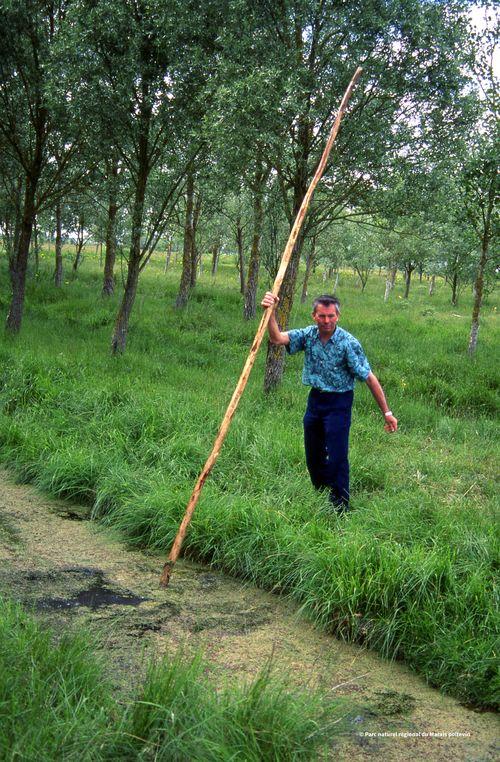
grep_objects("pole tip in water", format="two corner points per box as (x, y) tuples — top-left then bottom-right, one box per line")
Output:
(159, 562), (173, 587)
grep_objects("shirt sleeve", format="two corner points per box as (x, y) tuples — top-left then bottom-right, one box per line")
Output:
(345, 337), (371, 381)
(286, 328), (308, 355)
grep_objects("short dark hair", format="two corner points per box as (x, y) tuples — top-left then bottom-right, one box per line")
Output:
(312, 294), (341, 314)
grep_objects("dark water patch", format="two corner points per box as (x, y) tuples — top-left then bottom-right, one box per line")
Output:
(50, 504), (92, 520)
(197, 573), (219, 589)
(62, 565), (102, 575)
(128, 621), (162, 637)
(37, 585), (148, 611)
(24, 569), (59, 582)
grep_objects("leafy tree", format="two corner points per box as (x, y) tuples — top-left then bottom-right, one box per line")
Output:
(207, 32), (276, 318)
(431, 220), (477, 306)
(74, 0), (223, 351)
(221, 189), (252, 297)
(0, 0), (90, 332)
(340, 222), (384, 292)
(457, 6), (498, 354)
(463, 136), (498, 354)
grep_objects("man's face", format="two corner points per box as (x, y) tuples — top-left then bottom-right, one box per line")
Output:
(312, 303), (339, 335)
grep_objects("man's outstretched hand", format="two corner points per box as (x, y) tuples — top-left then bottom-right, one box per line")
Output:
(384, 415), (398, 433)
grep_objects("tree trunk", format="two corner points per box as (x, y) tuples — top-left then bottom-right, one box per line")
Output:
(404, 263), (413, 299)
(243, 198), (265, 319)
(54, 202), (63, 287)
(32, 218), (40, 273)
(175, 167), (195, 308)
(72, 214), (85, 274)
(211, 243), (220, 276)
(6, 174), (39, 333)
(72, 244), (83, 273)
(102, 159), (119, 296)
(189, 192), (202, 289)
(236, 217), (245, 295)
(6, 176), (23, 275)
(301, 236), (316, 304)
(111, 99), (150, 353)
(244, 160), (268, 319)
(164, 237), (172, 273)
(263, 19), (311, 390)
(263, 227), (305, 392)
(468, 237), (489, 355)
(4, 37), (47, 333)
(451, 271), (459, 306)
(384, 265), (396, 301)
(111, 256), (141, 354)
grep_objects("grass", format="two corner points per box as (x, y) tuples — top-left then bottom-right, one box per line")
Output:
(0, 597), (111, 760)
(0, 251), (498, 709)
(0, 597), (335, 760)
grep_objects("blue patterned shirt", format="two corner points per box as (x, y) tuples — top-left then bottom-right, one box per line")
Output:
(286, 325), (371, 392)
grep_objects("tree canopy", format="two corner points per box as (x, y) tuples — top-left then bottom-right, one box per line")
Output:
(0, 0), (497, 357)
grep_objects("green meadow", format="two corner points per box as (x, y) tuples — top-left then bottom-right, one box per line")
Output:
(0, 251), (498, 710)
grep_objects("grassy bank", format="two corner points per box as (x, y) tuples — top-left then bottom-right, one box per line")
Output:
(0, 254), (498, 709)
(0, 597), (333, 760)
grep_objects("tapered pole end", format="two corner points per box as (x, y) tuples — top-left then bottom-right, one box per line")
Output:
(159, 561), (173, 587)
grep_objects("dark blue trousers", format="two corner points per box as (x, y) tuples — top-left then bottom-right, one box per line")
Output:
(303, 388), (353, 508)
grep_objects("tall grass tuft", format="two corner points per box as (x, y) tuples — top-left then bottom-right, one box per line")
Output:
(117, 654), (334, 761)
(0, 598), (111, 760)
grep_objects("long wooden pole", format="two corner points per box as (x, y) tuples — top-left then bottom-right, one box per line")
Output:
(160, 66), (363, 587)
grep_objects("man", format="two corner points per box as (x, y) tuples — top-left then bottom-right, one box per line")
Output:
(261, 291), (397, 512)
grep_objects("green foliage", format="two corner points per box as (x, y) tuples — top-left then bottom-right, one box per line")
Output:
(0, 254), (498, 709)
(0, 598), (334, 760)
(0, 598), (111, 760)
